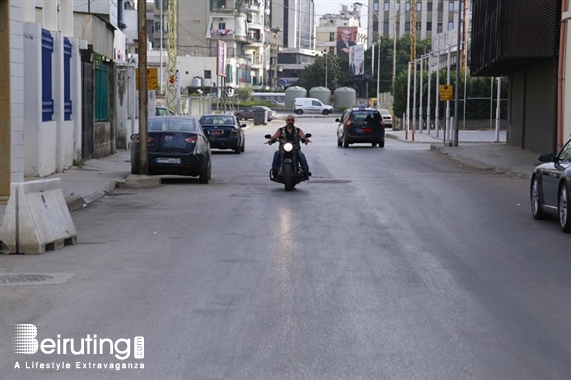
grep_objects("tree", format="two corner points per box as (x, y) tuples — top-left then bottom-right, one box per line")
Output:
(235, 86), (253, 102)
(297, 54), (341, 91)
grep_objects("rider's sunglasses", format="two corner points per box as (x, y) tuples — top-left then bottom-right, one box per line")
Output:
(286, 119), (294, 121)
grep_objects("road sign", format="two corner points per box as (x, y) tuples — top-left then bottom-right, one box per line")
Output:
(136, 68), (159, 91)
(439, 85), (453, 101)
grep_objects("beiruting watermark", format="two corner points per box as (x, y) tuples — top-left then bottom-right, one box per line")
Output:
(12, 324), (144, 371)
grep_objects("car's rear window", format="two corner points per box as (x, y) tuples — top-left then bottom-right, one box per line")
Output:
(350, 111), (381, 123)
(149, 119), (198, 132)
(200, 116), (234, 125)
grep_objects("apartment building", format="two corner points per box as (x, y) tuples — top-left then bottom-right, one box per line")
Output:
(315, 5), (367, 56)
(366, 0), (471, 47)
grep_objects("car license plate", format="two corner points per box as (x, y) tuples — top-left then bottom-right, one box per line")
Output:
(361, 128), (373, 133)
(212, 130), (222, 136)
(156, 158), (181, 164)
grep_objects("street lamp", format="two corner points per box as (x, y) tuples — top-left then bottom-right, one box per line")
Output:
(354, 2), (381, 106)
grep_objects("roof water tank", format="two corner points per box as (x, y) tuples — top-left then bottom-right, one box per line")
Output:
(285, 86), (307, 108)
(191, 76), (203, 87)
(309, 87), (332, 106)
(334, 87), (357, 109)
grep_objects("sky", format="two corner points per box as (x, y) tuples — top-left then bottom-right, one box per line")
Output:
(314, 0), (369, 28)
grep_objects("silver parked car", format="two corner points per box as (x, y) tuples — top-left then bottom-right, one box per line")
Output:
(378, 109), (393, 128)
(530, 138), (571, 232)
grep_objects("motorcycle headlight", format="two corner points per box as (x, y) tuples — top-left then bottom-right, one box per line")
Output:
(284, 142), (293, 152)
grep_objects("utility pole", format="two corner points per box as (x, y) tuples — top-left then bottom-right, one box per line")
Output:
(166, 0), (177, 114)
(138, 0), (148, 174)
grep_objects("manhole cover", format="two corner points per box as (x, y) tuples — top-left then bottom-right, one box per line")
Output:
(0, 274), (74, 286)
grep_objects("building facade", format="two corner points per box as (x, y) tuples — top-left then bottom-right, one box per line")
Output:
(366, 0), (471, 47)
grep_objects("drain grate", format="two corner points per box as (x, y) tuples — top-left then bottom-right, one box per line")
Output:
(0, 274), (74, 286)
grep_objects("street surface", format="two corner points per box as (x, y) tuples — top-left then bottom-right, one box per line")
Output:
(1, 118), (570, 379)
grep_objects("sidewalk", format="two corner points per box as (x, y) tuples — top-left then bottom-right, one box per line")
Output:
(386, 128), (541, 177)
(20, 129), (542, 213)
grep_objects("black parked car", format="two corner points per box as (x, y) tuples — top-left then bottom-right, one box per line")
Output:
(530, 138), (571, 232)
(199, 114), (245, 154)
(336, 106), (386, 148)
(130, 116), (211, 183)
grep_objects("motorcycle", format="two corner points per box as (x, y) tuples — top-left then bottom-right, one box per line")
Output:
(265, 133), (312, 191)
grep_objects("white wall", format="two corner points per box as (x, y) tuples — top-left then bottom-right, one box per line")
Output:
(10, 1), (24, 184)
(23, 22), (57, 177)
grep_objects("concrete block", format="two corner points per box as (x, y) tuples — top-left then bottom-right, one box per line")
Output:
(125, 175), (161, 188)
(0, 179), (77, 254)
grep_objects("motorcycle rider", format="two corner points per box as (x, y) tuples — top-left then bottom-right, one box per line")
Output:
(268, 115), (311, 178)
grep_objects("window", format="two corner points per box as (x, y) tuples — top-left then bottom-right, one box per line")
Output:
(373, 21), (379, 32)
(437, 22), (443, 33)
(396, 22), (400, 32)
(417, 22), (421, 31)
(383, 2), (389, 11)
(405, 22), (410, 31)
(427, 2), (433, 11)
(218, 22), (226, 30)
(427, 22), (432, 31)
(383, 22), (390, 32)
(155, 21), (161, 31)
(417, 2), (421, 11)
(396, 2), (400, 11)
(448, 1), (454, 12)
(329, 32), (335, 41)
(405, 2), (410, 11)
(438, 1), (443, 12)
(448, 21), (454, 30)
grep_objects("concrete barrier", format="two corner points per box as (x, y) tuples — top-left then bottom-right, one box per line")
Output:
(0, 179), (77, 254)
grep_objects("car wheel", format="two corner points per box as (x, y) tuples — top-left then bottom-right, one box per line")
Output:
(322, 109), (329, 115)
(241, 140), (245, 152)
(199, 160), (211, 184)
(558, 182), (571, 232)
(337, 138), (342, 147)
(343, 135), (349, 148)
(379, 140), (385, 148)
(234, 146), (241, 154)
(531, 176), (551, 220)
(296, 109), (303, 115)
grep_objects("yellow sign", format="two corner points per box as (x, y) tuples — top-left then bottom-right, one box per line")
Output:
(135, 68), (159, 91)
(439, 85), (453, 101)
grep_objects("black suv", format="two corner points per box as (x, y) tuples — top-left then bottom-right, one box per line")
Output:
(336, 107), (386, 148)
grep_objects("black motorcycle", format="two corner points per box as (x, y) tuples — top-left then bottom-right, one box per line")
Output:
(265, 133), (312, 191)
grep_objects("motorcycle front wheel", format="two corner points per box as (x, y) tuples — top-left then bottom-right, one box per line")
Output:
(283, 164), (294, 191)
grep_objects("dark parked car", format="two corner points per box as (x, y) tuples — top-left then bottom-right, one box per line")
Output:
(199, 114), (245, 154)
(130, 116), (211, 183)
(234, 106), (276, 121)
(336, 107), (386, 148)
(530, 138), (571, 232)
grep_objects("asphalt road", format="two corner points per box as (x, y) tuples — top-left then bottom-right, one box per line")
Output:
(1, 118), (570, 379)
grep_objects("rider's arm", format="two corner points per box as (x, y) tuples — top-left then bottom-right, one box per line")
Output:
(298, 129), (310, 144)
(268, 130), (281, 144)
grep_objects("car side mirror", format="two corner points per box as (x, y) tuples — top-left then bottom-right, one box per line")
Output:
(130, 134), (137, 141)
(538, 153), (556, 163)
(335, 119), (340, 122)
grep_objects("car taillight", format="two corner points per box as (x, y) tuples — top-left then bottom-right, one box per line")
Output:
(230, 129), (238, 135)
(345, 120), (351, 129)
(184, 136), (197, 143)
(134, 136), (154, 143)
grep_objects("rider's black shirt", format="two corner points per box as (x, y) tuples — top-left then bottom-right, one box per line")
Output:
(281, 126), (301, 149)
